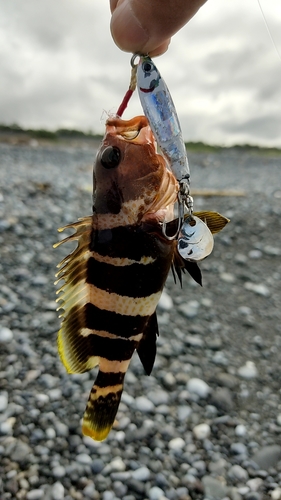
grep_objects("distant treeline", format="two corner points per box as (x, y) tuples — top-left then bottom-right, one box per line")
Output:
(0, 124), (103, 141)
(1, 124), (281, 155)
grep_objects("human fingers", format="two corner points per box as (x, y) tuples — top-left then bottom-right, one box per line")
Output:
(110, 0), (207, 56)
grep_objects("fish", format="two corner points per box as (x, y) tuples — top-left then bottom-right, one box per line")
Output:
(54, 115), (229, 441)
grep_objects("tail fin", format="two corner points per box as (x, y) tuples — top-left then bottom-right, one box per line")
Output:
(82, 365), (127, 441)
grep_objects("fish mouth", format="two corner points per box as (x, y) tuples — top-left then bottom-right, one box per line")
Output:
(140, 86), (155, 93)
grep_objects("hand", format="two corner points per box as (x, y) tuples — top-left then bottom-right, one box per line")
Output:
(110, 0), (207, 56)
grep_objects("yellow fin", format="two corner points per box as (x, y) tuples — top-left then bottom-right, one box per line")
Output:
(55, 216), (98, 374)
(193, 211), (230, 234)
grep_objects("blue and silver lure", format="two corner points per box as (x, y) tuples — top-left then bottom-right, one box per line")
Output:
(133, 54), (213, 260)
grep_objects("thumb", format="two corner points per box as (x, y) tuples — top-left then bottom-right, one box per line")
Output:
(110, 0), (207, 56)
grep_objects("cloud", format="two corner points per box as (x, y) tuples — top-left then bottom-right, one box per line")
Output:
(0, 0), (281, 146)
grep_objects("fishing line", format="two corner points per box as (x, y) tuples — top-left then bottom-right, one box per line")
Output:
(257, 0), (281, 61)
(116, 63), (137, 117)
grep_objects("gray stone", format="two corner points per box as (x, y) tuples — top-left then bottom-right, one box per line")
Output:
(10, 439), (32, 462)
(52, 482), (65, 500)
(252, 445), (281, 470)
(235, 424), (247, 437)
(211, 387), (233, 411)
(135, 396), (155, 413)
(158, 290), (173, 311)
(202, 476), (229, 500)
(228, 464), (249, 482)
(76, 453), (92, 465)
(231, 442), (248, 455)
(187, 378), (210, 398)
(177, 405), (192, 421)
(131, 466), (150, 481)
(149, 486), (166, 500)
(193, 423), (211, 440)
(52, 465), (66, 478)
(0, 392), (8, 412)
(179, 300), (200, 318)
(244, 282), (270, 297)
(237, 361), (258, 379)
(0, 326), (13, 343)
(168, 437), (185, 450)
(147, 389), (169, 406)
(26, 490), (44, 500)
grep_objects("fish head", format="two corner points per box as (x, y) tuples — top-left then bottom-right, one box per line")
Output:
(94, 115), (178, 224)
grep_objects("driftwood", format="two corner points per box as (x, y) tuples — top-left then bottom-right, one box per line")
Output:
(191, 189), (246, 197)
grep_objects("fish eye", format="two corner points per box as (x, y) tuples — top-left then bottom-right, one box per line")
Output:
(143, 62), (152, 72)
(100, 146), (121, 169)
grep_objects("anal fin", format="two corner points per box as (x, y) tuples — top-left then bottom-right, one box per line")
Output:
(137, 312), (158, 375)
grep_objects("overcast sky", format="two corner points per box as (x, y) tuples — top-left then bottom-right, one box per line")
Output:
(1, 0), (281, 146)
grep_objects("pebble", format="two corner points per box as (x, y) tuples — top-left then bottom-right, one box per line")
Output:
(168, 437), (185, 450)
(179, 300), (200, 318)
(0, 391), (8, 412)
(228, 464), (249, 482)
(187, 378), (210, 398)
(149, 486), (166, 500)
(247, 478), (263, 492)
(26, 490), (44, 500)
(231, 442), (248, 455)
(135, 396), (155, 413)
(177, 405), (192, 421)
(193, 423), (211, 440)
(220, 272), (235, 283)
(52, 482), (65, 500)
(271, 488), (281, 500)
(147, 389), (169, 406)
(237, 361), (258, 379)
(1, 144), (281, 500)
(158, 290), (173, 311)
(76, 453), (92, 465)
(131, 466), (150, 481)
(244, 282), (270, 297)
(202, 475), (229, 499)
(252, 445), (281, 470)
(235, 424), (247, 437)
(52, 465), (66, 478)
(0, 326), (13, 343)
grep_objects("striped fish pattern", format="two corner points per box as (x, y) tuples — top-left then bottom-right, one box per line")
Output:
(55, 116), (181, 441)
(54, 115), (229, 441)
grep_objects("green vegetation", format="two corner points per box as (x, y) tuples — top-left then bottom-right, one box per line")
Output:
(0, 124), (280, 155)
(0, 124), (103, 141)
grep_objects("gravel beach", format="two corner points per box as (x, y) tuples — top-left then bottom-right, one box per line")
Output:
(0, 140), (281, 500)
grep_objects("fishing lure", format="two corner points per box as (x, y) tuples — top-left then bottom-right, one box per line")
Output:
(133, 54), (215, 259)
(134, 55), (190, 201)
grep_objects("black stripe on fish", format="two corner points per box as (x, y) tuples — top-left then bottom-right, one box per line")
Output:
(94, 370), (125, 388)
(85, 303), (150, 337)
(90, 224), (169, 261)
(86, 256), (170, 297)
(56, 217), (175, 441)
